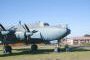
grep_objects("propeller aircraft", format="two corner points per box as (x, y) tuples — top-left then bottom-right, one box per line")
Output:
(0, 21), (71, 54)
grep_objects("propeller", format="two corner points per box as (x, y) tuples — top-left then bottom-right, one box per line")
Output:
(0, 24), (9, 35)
(24, 24), (30, 32)
(0, 24), (16, 35)
(0, 24), (6, 31)
(0, 24), (16, 45)
(19, 22), (37, 44)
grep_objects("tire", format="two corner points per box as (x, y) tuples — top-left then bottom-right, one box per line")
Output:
(31, 44), (38, 52)
(3, 45), (12, 54)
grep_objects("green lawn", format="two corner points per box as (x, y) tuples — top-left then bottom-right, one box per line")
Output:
(0, 45), (90, 60)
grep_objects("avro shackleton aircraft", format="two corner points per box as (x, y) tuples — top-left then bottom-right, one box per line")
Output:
(0, 21), (71, 54)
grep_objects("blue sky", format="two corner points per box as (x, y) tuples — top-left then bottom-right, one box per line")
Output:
(0, 0), (90, 37)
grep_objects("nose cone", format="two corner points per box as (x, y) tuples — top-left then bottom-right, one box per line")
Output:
(66, 28), (71, 35)
(60, 28), (71, 39)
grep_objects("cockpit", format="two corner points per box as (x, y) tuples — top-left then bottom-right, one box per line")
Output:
(39, 22), (50, 27)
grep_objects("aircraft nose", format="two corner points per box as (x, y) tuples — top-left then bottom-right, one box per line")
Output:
(66, 28), (71, 35)
(59, 28), (71, 39)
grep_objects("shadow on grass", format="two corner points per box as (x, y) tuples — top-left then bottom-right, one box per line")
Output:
(0, 48), (54, 57)
(0, 46), (90, 57)
(70, 46), (90, 52)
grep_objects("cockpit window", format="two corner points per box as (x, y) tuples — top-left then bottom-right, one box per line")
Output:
(44, 23), (49, 26)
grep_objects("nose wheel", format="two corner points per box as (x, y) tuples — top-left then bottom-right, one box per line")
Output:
(54, 40), (60, 52)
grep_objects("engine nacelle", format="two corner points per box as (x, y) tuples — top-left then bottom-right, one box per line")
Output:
(15, 31), (33, 40)
(1, 31), (9, 35)
(15, 31), (25, 40)
(25, 32), (33, 36)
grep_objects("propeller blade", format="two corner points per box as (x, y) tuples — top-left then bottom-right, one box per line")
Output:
(0, 24), (6, 31)
(26, 35), (30, 45)
(8, 26), (15, 30)
(22, 25), (26, 31)
(24, 24), (30, 32)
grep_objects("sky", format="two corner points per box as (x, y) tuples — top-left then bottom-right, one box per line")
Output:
(0, 0), (90, 37)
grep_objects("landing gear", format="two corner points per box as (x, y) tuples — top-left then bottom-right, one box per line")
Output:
(54, 40), (60, 52)
(3, 44), (12, 54)
(31, 44), (38, 53)
(2, 35), (12, 54)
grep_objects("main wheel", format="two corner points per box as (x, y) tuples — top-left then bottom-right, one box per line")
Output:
(31, 44), (38, 52)
(3, 45), (12, 54)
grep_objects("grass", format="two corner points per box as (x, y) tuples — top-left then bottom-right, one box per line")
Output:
(81, 43), (90, 46)
(0, 45), (90, 60)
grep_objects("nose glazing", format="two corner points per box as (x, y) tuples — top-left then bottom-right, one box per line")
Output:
(66, 28), (71, 35)
(59, 28), (71, 39)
